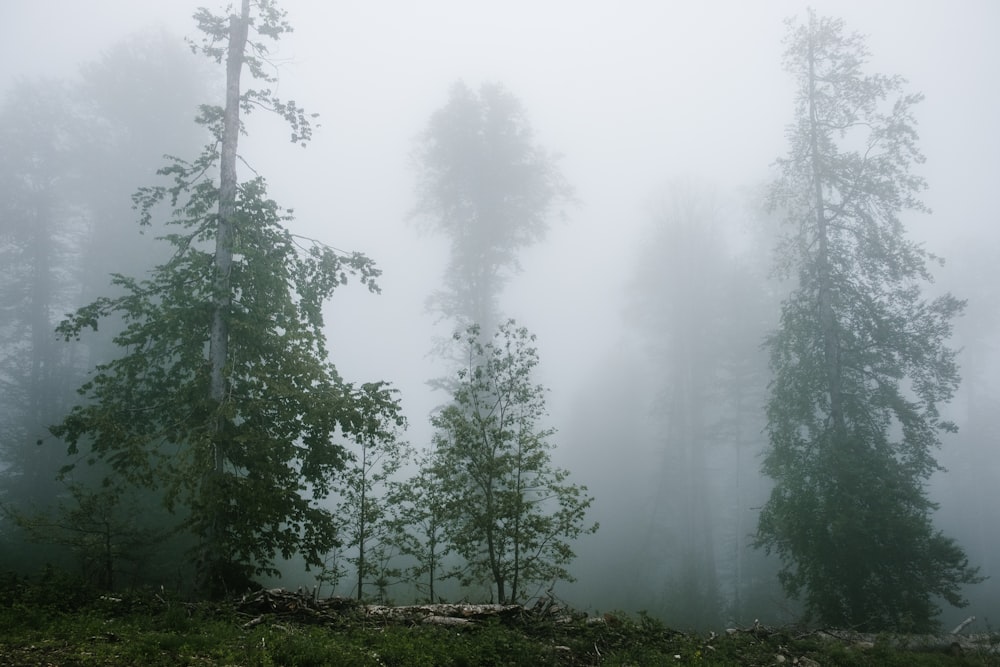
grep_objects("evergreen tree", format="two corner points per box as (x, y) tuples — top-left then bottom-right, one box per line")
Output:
(0, 80), (84, 514)
(755, 10), (980, 631)
(0, 33), (213, 585)
(626, 184), (777, 629)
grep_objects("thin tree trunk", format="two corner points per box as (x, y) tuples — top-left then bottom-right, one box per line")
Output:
(28, 194), (54, 496)
(358, 448), (367, 601)
(807, 28), (843, 437)
(204, 0), (249, 582)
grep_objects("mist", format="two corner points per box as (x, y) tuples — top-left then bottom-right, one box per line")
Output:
(2, 0), (998, 631)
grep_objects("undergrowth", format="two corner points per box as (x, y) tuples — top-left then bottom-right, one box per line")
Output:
(1, 571), (997, 666)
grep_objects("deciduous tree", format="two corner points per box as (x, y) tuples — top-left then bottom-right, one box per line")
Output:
(329, 383), (410, 602)
(51, 0), (397, 596)
(429, 321), (596, 604)
(411, 82), (572, 333)
(385, 448), (453, 603)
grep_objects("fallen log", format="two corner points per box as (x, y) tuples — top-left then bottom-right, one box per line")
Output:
(364, 602), (523, 625)
(235, 588), (560, 628)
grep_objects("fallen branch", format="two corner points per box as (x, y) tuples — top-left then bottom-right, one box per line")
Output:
(952, 616), (975, 636)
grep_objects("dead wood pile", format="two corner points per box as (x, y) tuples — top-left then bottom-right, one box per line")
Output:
(235, 588), (578, 629)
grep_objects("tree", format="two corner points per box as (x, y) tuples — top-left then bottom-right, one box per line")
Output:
(51, 0), (398, 596)
(0, 80), (84, 514)
(2, 482), (173, 591)
(625, 183), (778, 629)
(386, 447), (454, 603)
(0, 33), (214, 582)
(411, 82), (572, 333)
(329, 382), (410, 602)
(74, 28), (213, 302)
(755, 10), (981, 632)
(429, 321), (597, 604)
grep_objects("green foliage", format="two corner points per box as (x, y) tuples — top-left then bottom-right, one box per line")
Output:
(756, 10), (981, 632)
(0, 36), (212, 584)
(48, 0), (397, 594)
(427, 321), (597, 604)
(328, 384), (410, 601)
(411, 81), (573, 330)
(52, 173), (394, 589)
(385, 448), (453, 602)
(2, 482), (173, 590)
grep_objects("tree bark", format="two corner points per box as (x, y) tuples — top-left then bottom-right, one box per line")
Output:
(204, 0), (249, 580)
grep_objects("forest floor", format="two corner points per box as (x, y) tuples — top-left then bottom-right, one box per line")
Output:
(1, 574), (998, 666)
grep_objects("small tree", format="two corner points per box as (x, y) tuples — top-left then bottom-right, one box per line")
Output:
(430, 321), (597, 604)
(330, 382), (410, 602)
(755, 10), (981, 631)
(386, 448), (453, 602)
(1, 483), (170, 590)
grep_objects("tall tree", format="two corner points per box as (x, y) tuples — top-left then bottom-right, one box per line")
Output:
(0, 80), (84, 514)
(429, 322), (596, 604)
(51, 0), (397, 596)
(411, 82), (572, 333)
(626, 184), (778, 629)
(755, 10), (980, 631)
(75, 28), (212, 306)
(0, 34), (213, 582)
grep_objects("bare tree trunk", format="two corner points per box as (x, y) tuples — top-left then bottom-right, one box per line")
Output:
(203, 0), (249, 584)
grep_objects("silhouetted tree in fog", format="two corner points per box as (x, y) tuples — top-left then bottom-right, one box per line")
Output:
(411, 81), (572, 334)
(0, 34), (212, 586)
(755, 10), (981, 632)
(0, 81), (85, 516)
(626, 183), (778, 628)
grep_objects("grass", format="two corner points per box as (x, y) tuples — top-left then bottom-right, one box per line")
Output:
(1, 573), (998, 666)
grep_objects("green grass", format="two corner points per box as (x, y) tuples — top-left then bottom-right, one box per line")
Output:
(1, 574), (998, 666)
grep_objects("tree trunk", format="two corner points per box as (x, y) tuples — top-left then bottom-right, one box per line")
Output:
(28, 193), (56, 498)
(357, 461), (367, 601)
(203, 0), (249, 585)
(807, 27), (843, 438)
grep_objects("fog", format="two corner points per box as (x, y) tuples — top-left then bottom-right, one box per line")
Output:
(2, 0), (998, 629)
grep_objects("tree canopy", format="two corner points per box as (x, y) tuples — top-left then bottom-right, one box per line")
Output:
(755, 10), (980, 632)
(412, 81), (572, 332)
